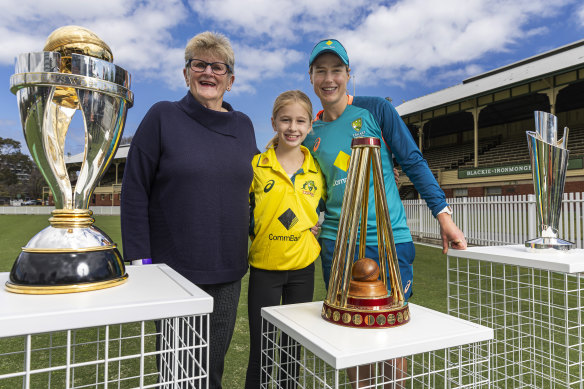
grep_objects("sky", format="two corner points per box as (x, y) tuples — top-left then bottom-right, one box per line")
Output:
(1, 0), (584, 156)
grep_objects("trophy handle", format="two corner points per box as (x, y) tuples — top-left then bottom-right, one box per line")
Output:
(15, 52), (73, 210)
(17, 85), (73, 210)
(70, 54), (130, 210)
(44, 101), (75, 209)
(74, 90), (127, 209)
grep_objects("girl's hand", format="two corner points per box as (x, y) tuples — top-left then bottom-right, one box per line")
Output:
(310, 223), (321, 237)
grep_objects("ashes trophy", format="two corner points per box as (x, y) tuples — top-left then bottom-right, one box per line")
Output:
(322, 137), (409, 328)
(525, 111), (574, 251)
(6, 26), (133, 294)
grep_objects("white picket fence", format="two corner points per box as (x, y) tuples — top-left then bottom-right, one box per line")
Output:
(0, 206), (120, 216)
(404, 193), (584, 248)
(3, 195), (584, 248)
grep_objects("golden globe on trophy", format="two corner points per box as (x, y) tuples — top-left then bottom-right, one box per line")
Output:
(6, 26), (133, 294)
(525, 111), (574, 251)
(322, 137), (409, 328)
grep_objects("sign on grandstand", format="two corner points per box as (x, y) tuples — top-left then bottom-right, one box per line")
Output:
(458, 158), (583, 178)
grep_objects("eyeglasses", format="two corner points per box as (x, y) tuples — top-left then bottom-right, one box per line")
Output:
(186, 59), (232, 75)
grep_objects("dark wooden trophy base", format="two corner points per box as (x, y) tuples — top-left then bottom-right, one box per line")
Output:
(321, 258), (410, 328)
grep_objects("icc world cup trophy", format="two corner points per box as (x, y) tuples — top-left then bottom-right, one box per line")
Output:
(6, 26), (133, 294)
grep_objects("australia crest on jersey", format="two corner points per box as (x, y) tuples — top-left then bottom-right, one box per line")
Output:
(351, 118), (362, 132)
(301, 180), (317, 197)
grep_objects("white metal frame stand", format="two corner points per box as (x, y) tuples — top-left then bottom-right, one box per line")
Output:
(260, 301), (493, 388)
(0, 264), (213, 389)
(448, 245), (584, 388)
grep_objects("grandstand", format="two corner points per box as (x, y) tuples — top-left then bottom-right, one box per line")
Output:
(459, 126), (584, 168)
(396, 39), (584, 199)
(419, 136), (500, 172)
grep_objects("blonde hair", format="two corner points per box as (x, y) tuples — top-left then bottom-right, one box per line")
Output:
(266, 90), (313, 150)
(185, 31), (235, 72)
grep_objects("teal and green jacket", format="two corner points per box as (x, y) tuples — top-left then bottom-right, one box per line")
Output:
(304, 95), (447, 245)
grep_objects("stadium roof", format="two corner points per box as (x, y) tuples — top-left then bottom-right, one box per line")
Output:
(65, 144), (130, 164)
(395, 39), (584, 117)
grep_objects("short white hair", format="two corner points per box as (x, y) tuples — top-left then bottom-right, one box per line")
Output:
(184, 31), (234, 72)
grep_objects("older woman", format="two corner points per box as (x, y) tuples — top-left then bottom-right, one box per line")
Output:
(121, 32), (258, 388)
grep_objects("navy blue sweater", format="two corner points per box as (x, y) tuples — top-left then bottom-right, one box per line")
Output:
(121, 92), (258, 284)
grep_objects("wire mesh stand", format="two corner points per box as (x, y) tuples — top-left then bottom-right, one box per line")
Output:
(323, 137), (409, 329)
(447, 245), (584, 388)
(260, 302), (492, 389)
(0, 316), (209, 388)
(0, 264), (212, 389)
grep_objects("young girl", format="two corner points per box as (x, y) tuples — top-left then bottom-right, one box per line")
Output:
(245, 90), (326, 389)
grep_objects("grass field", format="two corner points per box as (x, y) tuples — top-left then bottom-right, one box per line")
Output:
(0, 215), (448, 388)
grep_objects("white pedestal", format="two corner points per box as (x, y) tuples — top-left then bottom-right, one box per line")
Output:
(0, 264), (213, 389)
(261, 301), (493, 388)
(448, 245), (584, 388)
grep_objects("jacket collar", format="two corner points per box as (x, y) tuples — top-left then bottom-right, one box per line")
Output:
(176, 92), (238, 137)
(257, 145), (318, 174)
(314, 94), (354, 122)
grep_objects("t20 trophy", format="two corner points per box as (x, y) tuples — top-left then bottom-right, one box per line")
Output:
(525, 111), (574, 250)
(322, 137), (409, 328)
(6, 26), (133, 294)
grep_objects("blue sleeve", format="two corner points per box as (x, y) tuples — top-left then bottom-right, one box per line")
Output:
(120, 105), (162, 260)
(354, 96), (448, 217)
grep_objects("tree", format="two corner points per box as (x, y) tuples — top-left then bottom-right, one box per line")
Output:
(120, 135), (133, 145)
(0, 137), (34, 199)
(26, 166), (45, 200)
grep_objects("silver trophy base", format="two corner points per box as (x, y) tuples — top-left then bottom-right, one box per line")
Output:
(6, 224), (127, 294)
(525, 237), (575, 251)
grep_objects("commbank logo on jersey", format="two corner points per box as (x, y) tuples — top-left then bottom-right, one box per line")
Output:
(352, 118), (362, 131)
(278, 208), (299, 230)
(301, 180), (317, 197)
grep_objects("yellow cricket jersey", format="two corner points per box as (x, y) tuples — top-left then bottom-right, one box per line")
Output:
(249, 146), (326, 271)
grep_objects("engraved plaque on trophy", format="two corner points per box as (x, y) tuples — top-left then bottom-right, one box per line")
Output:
(7, 26), (133, 293)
